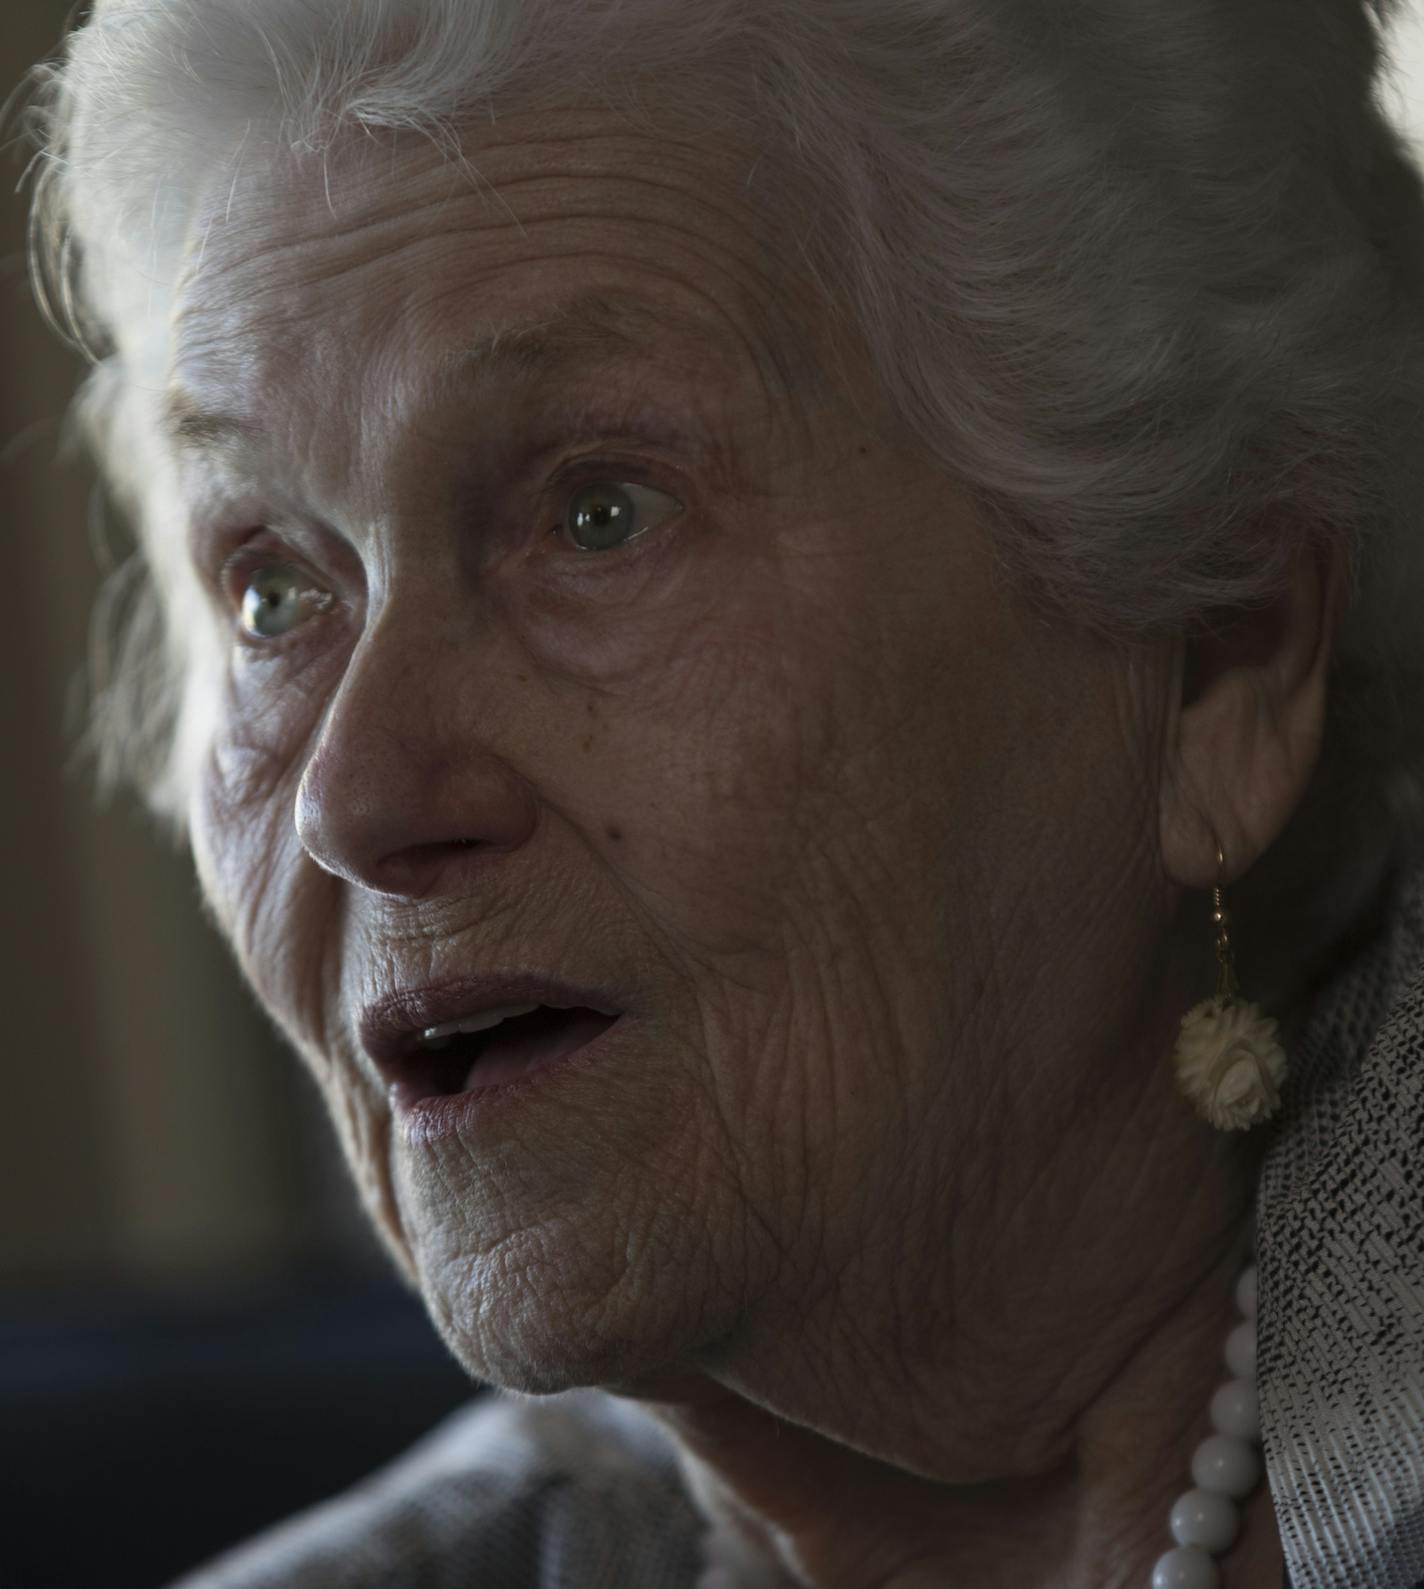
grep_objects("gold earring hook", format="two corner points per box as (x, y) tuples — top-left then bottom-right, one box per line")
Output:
(1210, 837), (1239, 1002)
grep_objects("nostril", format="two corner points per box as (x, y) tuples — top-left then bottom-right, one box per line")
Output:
(370, 837), (490, 896)
(294, 701), (543, 885)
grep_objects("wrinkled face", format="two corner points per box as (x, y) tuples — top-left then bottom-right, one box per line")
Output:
(169, 100), (1172, 1401)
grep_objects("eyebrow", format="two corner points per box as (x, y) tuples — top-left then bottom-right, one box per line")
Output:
(435, 290), (703, 381)
(162, 289), (750, 458)
(164, 401), (263, 453)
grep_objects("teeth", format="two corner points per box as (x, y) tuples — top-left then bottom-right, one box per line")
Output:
(418, 1004), (541, 1050)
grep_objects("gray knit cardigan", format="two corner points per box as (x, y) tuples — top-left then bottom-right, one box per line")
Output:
(169, 863), (1424, 1589)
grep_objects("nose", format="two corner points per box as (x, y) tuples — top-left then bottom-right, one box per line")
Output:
(294, 609), (538, 899)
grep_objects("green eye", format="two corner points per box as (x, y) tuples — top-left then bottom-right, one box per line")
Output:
(239, 564), (329, 639)
(565, 481), (682, 553)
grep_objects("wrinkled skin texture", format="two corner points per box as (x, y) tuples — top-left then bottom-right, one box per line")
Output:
(165, 100), (1327, 1586)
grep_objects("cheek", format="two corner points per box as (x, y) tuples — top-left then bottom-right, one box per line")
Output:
(189, 680), (411, 1268)
(601, 627), (834, 953)
(514, 541), (727, 716)
(189, 685), (330, 1044)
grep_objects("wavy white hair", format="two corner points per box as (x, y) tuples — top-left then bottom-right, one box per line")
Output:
(21, 0), (1424, 887)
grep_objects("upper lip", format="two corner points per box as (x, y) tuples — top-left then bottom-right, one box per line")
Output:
(359, 972), (628, 1087)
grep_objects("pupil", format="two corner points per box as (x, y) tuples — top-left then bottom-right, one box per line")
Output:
(573, 485), (634, 549)
(242, 567), (309, 638)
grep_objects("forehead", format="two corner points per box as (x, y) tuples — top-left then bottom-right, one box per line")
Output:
(166, 105), (836, 455)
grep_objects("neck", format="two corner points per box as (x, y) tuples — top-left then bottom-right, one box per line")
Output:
(616, 1140), (1282, 1586)
(621, 1221), (1284, 1585)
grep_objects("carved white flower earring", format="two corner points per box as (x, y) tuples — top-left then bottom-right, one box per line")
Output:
(1172, 841), (1289, 1132)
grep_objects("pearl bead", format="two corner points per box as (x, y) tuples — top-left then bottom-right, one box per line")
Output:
(1138, 1256), (1268, 1586)
(1209, 1377), (1261, 1441)
(1225, 1318), (1256, 1379)
(1191, 1433), (1261, 1498)
(1169, 1487), (1240, 1552)
(1151, 1544), (1222, 1588)
(1235, 1263), (1258, 1318)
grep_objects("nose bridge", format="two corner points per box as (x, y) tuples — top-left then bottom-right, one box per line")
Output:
(350, 597), (442, 745)
(315, 589), (451, 777)
(294, 588), (536, 893)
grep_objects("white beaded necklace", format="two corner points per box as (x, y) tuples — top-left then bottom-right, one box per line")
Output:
(1149, 1253), (1265, 1589)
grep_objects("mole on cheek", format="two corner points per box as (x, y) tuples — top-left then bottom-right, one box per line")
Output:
(606, 824), (624, 842)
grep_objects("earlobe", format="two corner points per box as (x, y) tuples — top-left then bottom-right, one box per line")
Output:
(1159, 539), (1343, 891)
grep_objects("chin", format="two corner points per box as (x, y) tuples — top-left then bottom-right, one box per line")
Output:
(411, 1240), (713, 1397)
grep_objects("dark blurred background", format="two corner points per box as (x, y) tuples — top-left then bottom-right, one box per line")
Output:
(8, 4), (1424, 1588)
(2, 7), (479, 1588)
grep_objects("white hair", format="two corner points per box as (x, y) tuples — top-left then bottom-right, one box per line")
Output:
(21, 0), (1424, 875)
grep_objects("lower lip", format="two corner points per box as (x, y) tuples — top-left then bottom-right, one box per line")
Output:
(396, 1014), (626, 1146)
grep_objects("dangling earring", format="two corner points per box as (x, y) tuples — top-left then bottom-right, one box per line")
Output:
(1172, 840), (1290, 1131)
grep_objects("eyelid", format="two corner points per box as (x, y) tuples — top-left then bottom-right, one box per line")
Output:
(217, 537), (307, 599)
(553, 438), (693, 511)
(557, 461), (682, 504)
(550, 431), (687, 480)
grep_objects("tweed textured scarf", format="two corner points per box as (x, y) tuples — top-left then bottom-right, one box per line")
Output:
(1257, 859), (1424, 1589)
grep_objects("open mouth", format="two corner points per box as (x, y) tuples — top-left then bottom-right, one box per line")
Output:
(403, 1005), (620, 1099)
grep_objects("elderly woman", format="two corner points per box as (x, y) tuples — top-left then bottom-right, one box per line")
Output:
(24, 0), (1424, 1585)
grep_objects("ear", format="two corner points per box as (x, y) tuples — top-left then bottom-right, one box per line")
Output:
(1159, 538), (1344, 890)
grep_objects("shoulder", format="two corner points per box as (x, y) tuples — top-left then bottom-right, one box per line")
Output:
(164, 1389), (708, 1588)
